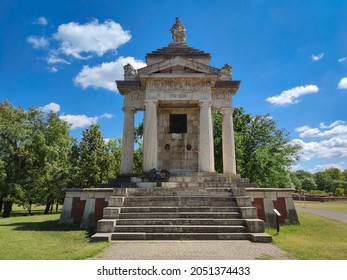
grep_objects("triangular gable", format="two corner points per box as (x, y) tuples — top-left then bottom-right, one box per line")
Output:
(137, 56), (219, 76)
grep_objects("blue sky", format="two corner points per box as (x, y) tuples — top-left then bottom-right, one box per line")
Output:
(1, 0), (347, 173)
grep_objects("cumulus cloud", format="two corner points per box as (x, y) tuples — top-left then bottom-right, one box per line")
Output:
(292, 138), (347, 161)
(35, 16), (48, 25)
(338, 57), (346, 63)
(293, 120), (347, 162)
(308, 162), (346, 173)
(41, 102), (61, 113)
(338, 77), (347, 89)
(296, 120), (347, 138)
(53, 19), (131, 59)
(26, 36), (49, 49)
(311, 53), (324, 61)
(74, 56), (146, 92)
(266, 84), (319, 106)
(59, 113), (113, 129)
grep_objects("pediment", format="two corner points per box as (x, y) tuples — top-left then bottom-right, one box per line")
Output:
(137, 56), (219, 76)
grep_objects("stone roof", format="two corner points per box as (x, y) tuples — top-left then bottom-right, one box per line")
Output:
(146, 43), (211, 65)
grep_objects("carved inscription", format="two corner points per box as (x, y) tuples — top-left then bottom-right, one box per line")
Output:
(125, 92), (144, 101)
(147, 81), (209, 93)
(212, 92), (232, 100)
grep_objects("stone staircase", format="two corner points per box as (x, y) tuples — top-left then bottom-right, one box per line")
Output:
(92, 174), (272, 243)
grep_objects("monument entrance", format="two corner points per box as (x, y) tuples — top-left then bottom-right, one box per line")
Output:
(117, 17), (239, 175)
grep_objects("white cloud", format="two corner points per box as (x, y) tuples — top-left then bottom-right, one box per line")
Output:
(338, 77), (347, 89)
(292, 119), (347, 163)
(26, 36), (48, 49)
(47, 56), (70, 64)
(319, 120), (345, 129)
(311, 53), (324, 61)
(292, 137), (347, 161)
(338, 57), (346, 63)
(35, 16), (48, 25)
(296, 120), (347, 138)
(295, 126), (321, 138)
(266, 84), (319, 106)
(41, 102), (61, 113)
(308, 162), (346, 173)
(290, 164), (304, 172)
(59, 113), (113, 129)
(53, 19), (131, 59)
(48, 66), (58, 73)
(74, 56), (146, 92)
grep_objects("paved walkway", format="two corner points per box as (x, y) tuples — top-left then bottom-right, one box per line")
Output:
(92, 240), (293, 260)
(296, 207), (347, 223)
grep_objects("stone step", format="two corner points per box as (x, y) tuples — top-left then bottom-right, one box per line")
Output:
(115, 218), (245, 226)
(113, 187), (243, 196)
(119, 206), (240, 213)
(110, 232), (253, 241)
(113, 225), (247, 233)
(119, 212), (241, 219)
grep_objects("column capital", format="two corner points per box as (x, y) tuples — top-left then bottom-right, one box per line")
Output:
(199, 100), (212, 107)
(144, 100), (158, 107)
(221, 107), (234, 115)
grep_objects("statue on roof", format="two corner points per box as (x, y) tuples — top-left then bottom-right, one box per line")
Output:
(170, 17), (187, 43)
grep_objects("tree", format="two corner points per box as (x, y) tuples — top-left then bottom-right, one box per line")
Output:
(214, 108), (301, 188)
(301, 177), (317, 192)
(78, 125), (111, 187)
(106, 138), (122, 177)
(0, 101), (29, 217)
(314, 172), (334, 193)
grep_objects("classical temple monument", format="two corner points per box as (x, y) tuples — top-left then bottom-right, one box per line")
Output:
(60, 18), (299, 242)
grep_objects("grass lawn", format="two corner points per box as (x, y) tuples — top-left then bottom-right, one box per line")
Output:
(295, 200), (347, 213)
(266, 211), (347, 260)
(0, 212), (109, 260)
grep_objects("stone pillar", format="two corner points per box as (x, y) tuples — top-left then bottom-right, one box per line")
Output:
(143, 100), (158, 172)
(199, 101), (215, 172)
(221, 108), (236, 174)
(121, 108), (135, 174)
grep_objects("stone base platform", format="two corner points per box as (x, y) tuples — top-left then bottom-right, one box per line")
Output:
(60, 173), (299, 242)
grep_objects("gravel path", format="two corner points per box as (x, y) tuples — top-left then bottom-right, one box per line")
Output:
(91, 240), (293, 260)
(296, 207), (347, 223)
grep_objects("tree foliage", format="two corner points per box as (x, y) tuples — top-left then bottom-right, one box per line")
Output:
(213, 108), (301, 187)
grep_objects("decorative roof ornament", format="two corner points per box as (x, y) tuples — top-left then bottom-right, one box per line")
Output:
(170, 17), (187, 43)
(218, 64), (233, 81)
(123, 63), (139, 80)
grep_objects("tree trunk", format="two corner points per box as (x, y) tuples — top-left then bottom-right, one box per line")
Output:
(44, 202), (51, 215)
(2, 201), (13, 218)
(44, 195), (54, 214)
(55, 203), (59, 213)
(0, 197), (3, 214)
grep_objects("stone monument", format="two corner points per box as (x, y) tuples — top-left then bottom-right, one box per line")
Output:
(118, 17), (239, 176)
(60, 18), (299, 242)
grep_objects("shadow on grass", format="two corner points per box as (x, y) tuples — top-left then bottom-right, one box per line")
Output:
(0, 219), (96, 239)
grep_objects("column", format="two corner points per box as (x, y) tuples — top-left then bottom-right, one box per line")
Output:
(221, 107), (236, 174)
(199, 101), (215, 172)
(121, 108), (135, 174)
(143, 100), (158, 172)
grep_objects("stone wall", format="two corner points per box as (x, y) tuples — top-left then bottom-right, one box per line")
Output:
(246, 188), (299, 227)
(157, 106), (199, 172)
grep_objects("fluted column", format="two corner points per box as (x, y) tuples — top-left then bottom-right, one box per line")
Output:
(221, 107), (236, 174)
(143, 100), (158, 172)
(121, 108), (135, 174)
(199, 101), (215, 172)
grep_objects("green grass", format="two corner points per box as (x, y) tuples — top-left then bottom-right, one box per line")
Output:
(295, 200), (347, 213)
(266, 212), (347, 260)
(0, 213), (109, 260)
